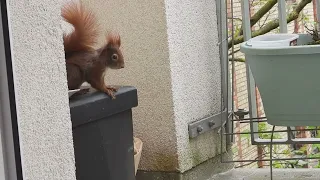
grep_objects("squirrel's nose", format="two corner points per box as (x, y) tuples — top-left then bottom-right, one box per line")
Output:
(121, 65), (125, 68)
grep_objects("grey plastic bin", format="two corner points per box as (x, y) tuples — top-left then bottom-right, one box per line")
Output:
(69, 86), (138, 180)
(240, 34), (320, 126)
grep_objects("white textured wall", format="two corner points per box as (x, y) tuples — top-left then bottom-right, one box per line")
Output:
(164, 0), (222, 172)
(81, 0), (221, 173)
(7, 0), (76, 179)
(82, 0), (179, 171)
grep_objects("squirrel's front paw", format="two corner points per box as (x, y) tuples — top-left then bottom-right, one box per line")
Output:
(106, 85), (119, 92)
(104, 88), (116, 99)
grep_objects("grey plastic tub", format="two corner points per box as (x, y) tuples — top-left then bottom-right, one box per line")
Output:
(240, 34), (320, 126)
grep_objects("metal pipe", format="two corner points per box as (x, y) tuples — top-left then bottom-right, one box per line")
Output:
(278, 0), (288, 33)
(241, 0), (260, 143)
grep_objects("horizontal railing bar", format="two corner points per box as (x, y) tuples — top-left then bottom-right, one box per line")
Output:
(252, 137), (320, 145)
(224, 128), (320, 135)
(239, 120), (268, 123)
(231, 117), (267, 121)
(222, 156), (320, 163)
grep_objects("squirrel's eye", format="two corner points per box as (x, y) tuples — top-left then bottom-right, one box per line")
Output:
(111, 54), (118, 61)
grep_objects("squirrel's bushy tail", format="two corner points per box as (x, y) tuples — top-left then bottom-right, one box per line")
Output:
(62, 1), (99, 53)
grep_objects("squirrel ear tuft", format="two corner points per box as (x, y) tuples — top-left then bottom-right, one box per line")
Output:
(106, 32), (121, 46)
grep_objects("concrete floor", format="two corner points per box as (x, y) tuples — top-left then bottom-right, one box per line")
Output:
(211, 168), (320, 180)
(137, 151), (320, 180)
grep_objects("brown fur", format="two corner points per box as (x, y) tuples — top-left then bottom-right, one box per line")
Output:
(106, 32), (121, 46)
(62, 1), (124, 99)
(62, 1), (99, 54)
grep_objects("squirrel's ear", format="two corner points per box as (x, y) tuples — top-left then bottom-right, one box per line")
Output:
(106, 32), (121, 46)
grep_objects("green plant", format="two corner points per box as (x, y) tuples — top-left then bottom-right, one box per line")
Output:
(240, 129), (251, 146)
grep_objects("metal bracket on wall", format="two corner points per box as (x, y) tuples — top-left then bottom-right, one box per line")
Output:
(188, 110), (228, 139)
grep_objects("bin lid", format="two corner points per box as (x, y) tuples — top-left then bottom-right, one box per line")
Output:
(69, 86), (138, 128)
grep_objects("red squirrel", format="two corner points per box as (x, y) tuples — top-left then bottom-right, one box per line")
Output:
(62, 1), (124, 99)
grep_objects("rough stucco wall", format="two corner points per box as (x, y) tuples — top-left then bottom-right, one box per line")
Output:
(7, 0), (76, 179)
(81, 0), (179, 171)
(83, 0), (220, 172)
(81, 0), (222, 173)
(164, 0), (222, 172)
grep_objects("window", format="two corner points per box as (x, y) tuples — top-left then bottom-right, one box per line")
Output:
(0, 1), (23, 179)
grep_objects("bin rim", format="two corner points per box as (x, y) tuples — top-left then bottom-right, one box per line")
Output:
(240, 33), (320, 56)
